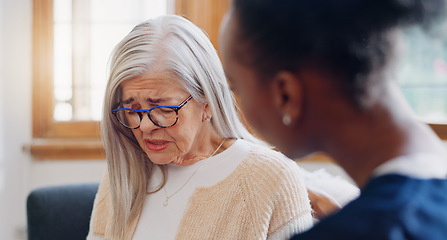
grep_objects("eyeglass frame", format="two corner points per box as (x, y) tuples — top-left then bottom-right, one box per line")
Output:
(112, 95), (193, 129)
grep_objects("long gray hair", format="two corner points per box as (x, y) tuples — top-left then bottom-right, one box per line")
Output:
(101, 15), (264, 238)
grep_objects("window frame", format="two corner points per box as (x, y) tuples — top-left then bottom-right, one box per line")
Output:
(31, 0), (106, 159)
(430, 124), (447, 139)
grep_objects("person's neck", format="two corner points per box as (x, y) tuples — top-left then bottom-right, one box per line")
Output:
(320, 84), (444, 188)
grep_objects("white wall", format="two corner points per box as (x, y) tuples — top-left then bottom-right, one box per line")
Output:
(0, 0), (4, 192)
(0, 0), (6, 236)
(0, 1), (106, 239)
(0, 0), (32, 239)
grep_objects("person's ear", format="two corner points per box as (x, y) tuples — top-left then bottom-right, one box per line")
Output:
(202, 103), (212, 122)
(271, 71), (304, 127)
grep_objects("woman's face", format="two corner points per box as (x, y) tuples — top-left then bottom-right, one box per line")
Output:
(120, 70), (210, 165)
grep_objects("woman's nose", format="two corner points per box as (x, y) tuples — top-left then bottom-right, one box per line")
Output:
(139, 113), (158, 132)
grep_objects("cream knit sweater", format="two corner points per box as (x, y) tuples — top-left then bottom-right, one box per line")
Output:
(87, 146), (313, 240)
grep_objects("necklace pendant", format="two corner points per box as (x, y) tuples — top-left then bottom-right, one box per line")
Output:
(163, 198), (169, 206)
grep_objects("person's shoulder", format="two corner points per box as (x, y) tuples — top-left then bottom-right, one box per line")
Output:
(243, 144), (300, 173)
(363, 175), (447, 221)
(237, 145), (304, 191)
(292, 175), (447, 240)
(290, 195), (380, 239)
(294, 188), (447, 240)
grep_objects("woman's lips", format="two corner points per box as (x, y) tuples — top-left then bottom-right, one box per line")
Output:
(145, 139), (170, 152)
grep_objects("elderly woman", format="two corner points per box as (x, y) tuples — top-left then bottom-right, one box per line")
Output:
(87, 15), (314, 240)
(220, 0), (447, 239)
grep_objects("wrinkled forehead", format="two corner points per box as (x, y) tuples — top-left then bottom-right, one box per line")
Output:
(120, 71), (185, 99)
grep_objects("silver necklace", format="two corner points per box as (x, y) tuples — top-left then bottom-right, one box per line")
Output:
(163, 139), (226, 206)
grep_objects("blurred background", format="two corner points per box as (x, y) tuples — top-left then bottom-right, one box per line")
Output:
(0, 0), (445, 239)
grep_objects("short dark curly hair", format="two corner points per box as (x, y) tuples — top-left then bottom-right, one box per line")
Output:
(232, 0), (446, 106)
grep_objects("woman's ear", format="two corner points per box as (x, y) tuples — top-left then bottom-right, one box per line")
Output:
(202, 103), (212, 122)
(271, 71), (304, 126)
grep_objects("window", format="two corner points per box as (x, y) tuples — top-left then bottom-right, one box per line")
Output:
(396, 23), (447, 139)
(31, 0), (231, 159)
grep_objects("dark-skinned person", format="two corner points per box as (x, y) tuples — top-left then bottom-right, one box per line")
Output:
(220, 0), (447, 239)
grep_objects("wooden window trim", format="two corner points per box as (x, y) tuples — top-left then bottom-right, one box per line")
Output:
(175, 0), (230, 49)
(33, 0), (101, 139)
(31, 0), (103, 159)
(430, 124), (447, 140)
(26, 138), (104, 160)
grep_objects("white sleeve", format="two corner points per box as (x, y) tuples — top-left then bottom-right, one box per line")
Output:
(298, 167), (360, 207)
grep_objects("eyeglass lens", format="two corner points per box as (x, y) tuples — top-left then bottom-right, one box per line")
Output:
(114, 107), (178, 128)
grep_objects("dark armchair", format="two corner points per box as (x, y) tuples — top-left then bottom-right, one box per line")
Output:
(27, 183), (99, 240)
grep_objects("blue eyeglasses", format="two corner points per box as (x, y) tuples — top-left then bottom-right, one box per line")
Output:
(112, 95), (193, 129)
